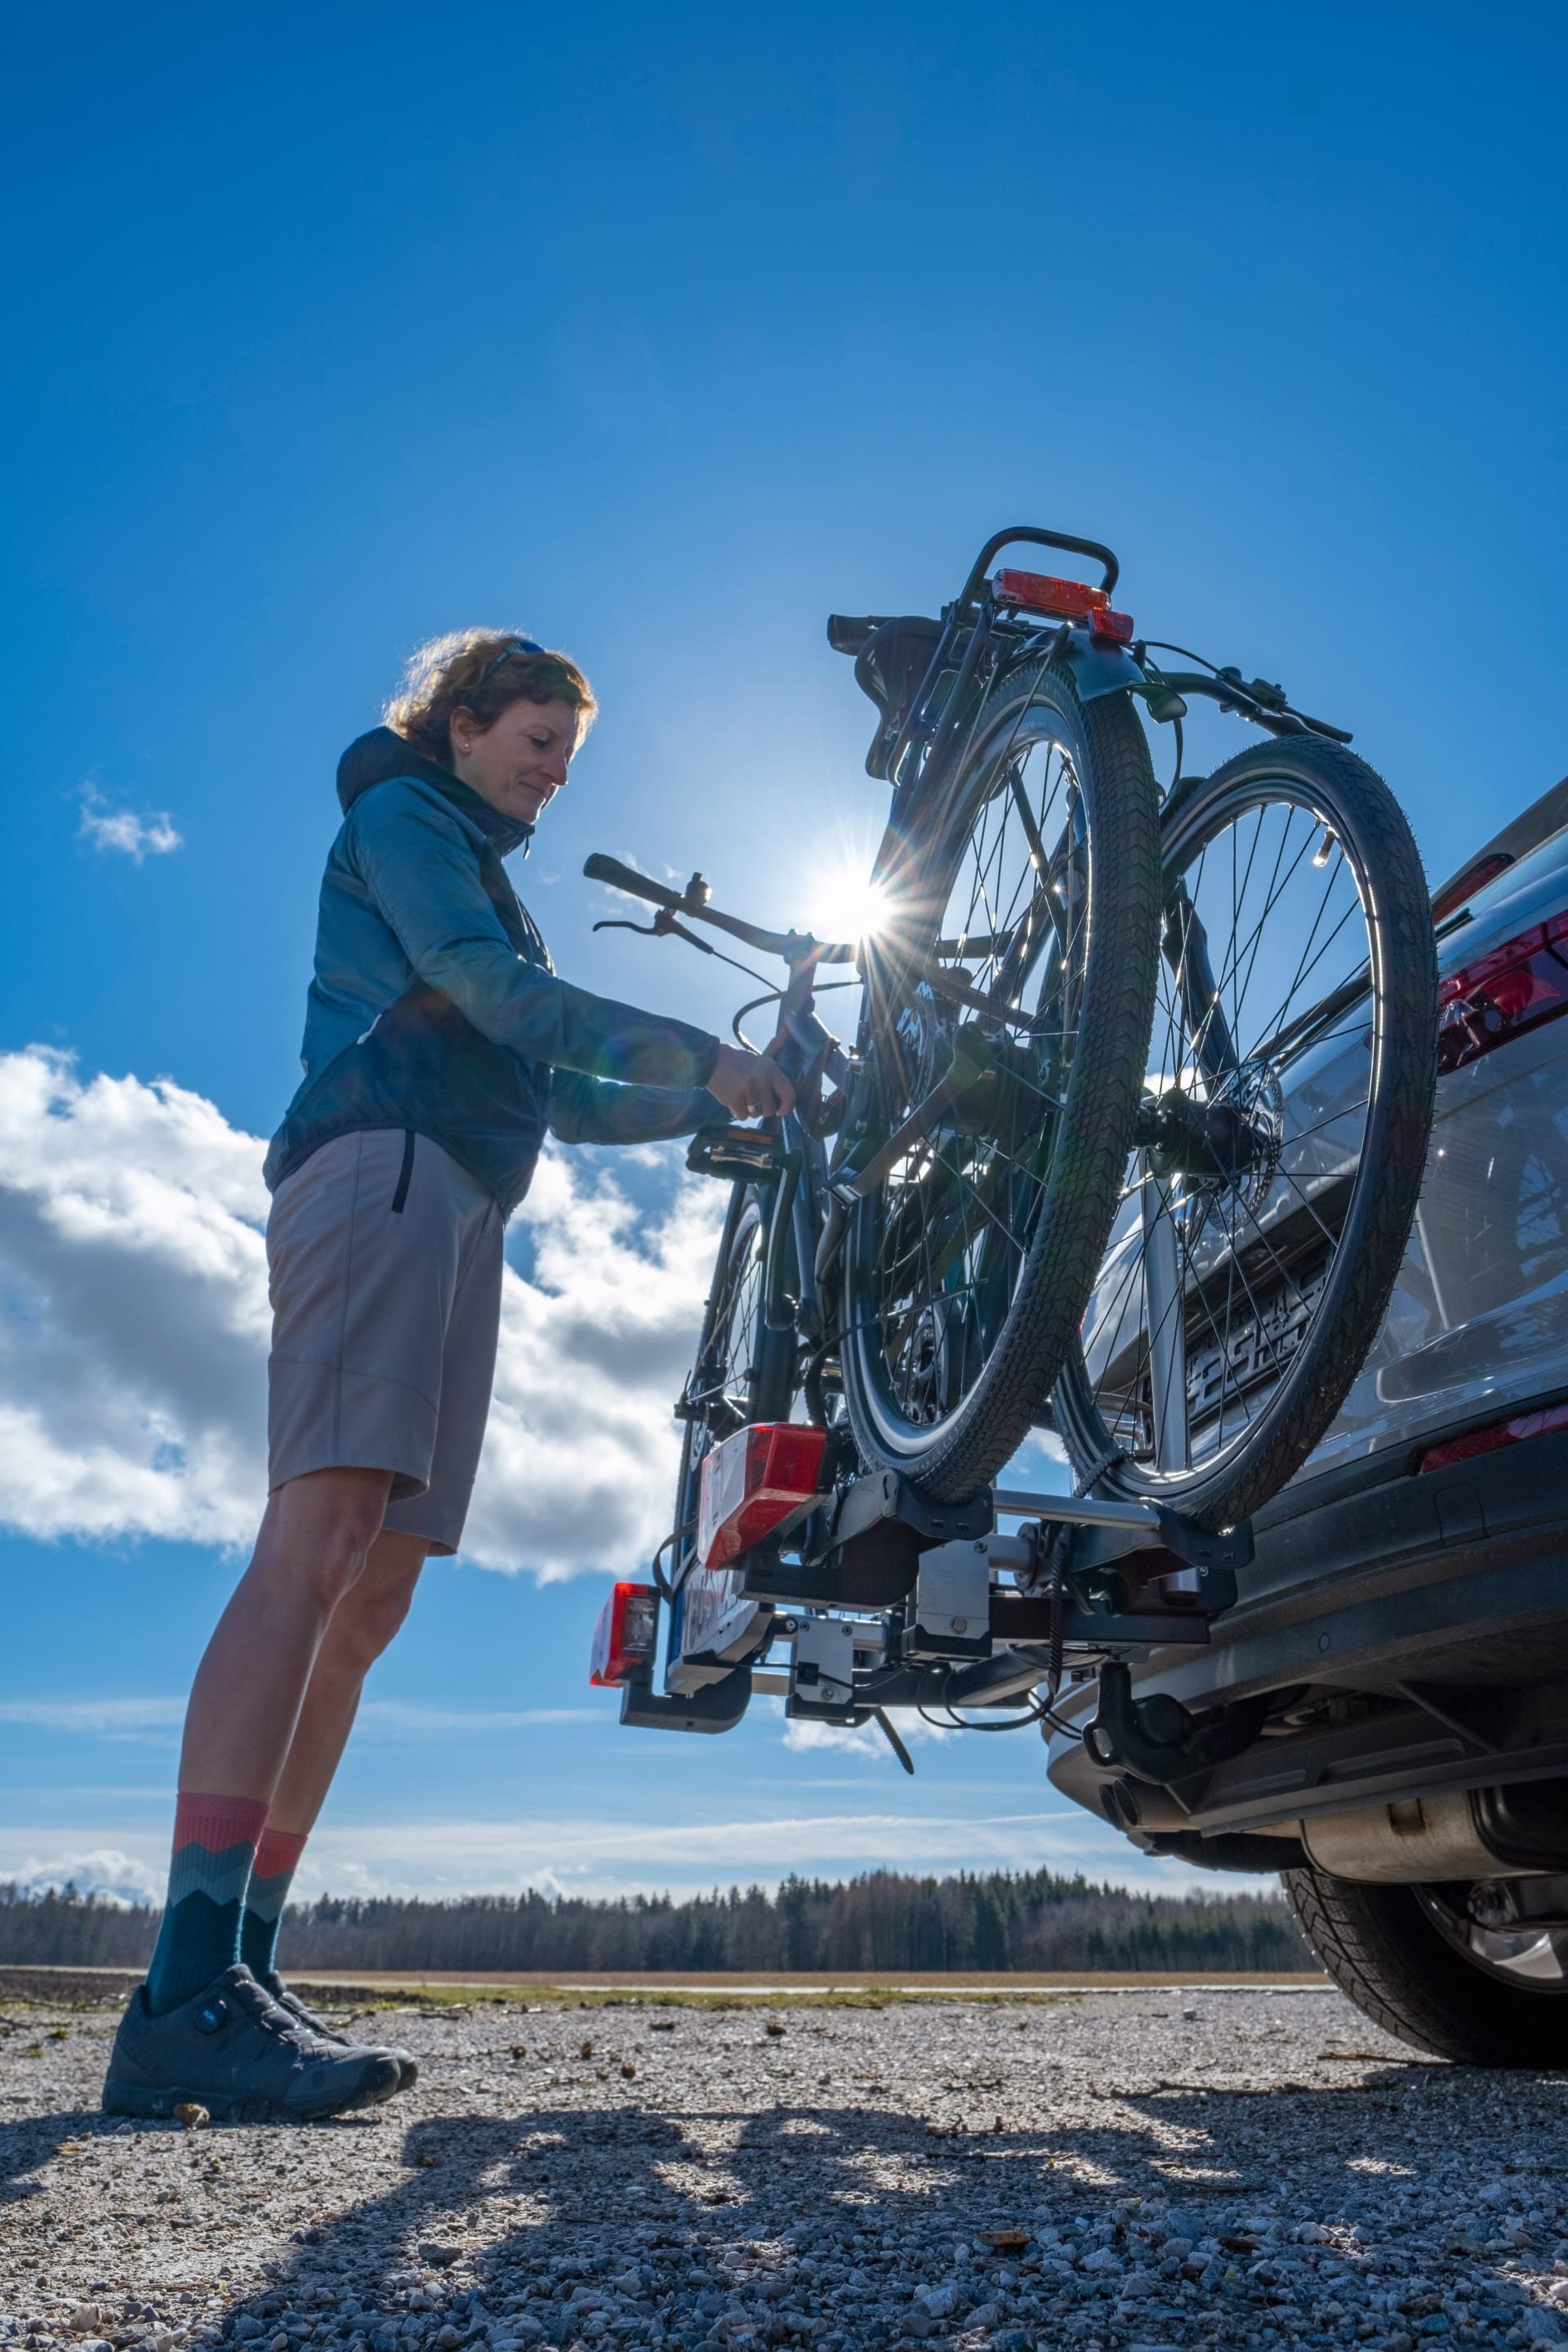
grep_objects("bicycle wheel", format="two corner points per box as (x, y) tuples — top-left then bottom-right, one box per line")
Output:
(1053, 735), (1437, 1530)
(670, 1183), (796, 1576)
(839, 653), (1160, 1500)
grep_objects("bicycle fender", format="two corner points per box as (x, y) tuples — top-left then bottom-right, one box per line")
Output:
(1058, 625), (1146, 704)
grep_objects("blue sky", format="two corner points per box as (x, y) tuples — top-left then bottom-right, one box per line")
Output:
(2, 2), (1566, 1909)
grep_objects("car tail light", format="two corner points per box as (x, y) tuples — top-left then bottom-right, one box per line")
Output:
(589, 1581), (659, 1686)
(1437, 910), (1568, 1074)
(697, 1421), (829, 1570)
(1419, 1399), (1568, 1473)
(1431, 852), (1513, 923)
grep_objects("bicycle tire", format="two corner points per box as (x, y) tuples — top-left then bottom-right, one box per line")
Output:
(1054, 734), (1437, 1530)
(670, 1183), (796, 1575)
(840, 655), (1160, 1500)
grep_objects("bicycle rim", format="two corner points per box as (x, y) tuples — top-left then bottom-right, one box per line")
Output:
(1054, 738), (1437, 1528)
(841, 659), (1160, 1498)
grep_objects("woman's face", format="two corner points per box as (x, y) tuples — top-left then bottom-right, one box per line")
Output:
(449, 696), (581, 826)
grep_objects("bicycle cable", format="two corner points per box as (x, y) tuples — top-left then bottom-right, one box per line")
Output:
(1138, 639), (1229, 676)
(648, 1518), (693, 1602)
(731, 980), (860, 1049)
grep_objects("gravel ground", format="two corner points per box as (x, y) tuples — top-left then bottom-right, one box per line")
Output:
(4, 1985), (1568, 2352)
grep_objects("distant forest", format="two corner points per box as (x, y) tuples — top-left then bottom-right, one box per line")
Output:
(0, 1867), (1307, 1974)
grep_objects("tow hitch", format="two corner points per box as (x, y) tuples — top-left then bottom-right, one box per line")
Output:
(591, 1428), (1250, 1757)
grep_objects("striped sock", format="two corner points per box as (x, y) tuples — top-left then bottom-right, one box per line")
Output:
(239, 1827), (308, 1982)
(145, 1793), (268, 2016)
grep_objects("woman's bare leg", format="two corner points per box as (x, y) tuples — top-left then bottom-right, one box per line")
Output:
(263, 1530), (431, 1837)
(177, 1466), (394, 1802)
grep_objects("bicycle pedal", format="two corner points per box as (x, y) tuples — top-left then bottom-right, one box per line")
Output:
(685, 1127), (786, 1181)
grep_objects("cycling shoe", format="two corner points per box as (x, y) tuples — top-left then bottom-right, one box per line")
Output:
(102, 1962), (400, 2122)
(261, 1971), (419, 2093)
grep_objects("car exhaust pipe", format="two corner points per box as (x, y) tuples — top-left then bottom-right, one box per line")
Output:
(1300, 1781), (1568, 1882)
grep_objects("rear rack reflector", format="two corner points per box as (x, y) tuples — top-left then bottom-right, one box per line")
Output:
(589, 1581), (659, 1686)
(992, 569), (1134, 639)
(1437, 909), (1568, 1074)
(1419, 1399), (1568, 1475)
(697, 1421), (829, 1570)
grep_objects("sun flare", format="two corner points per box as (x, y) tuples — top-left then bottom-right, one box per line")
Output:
(808, 865), (892, 948)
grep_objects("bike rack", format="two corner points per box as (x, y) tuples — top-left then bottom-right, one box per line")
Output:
(619, 1466), (1252, 1739)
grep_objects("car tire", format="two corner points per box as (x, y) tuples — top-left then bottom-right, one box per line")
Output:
(1284, 1862), (1568, 2067)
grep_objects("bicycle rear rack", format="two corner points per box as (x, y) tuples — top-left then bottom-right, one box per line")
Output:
(617, 1464), (1251, 1740)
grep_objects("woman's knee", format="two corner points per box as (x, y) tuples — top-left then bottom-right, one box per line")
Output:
(256, 1470), (392, 1612)
(323, 1534), (428, 1669)
(335, 1588), (416, 1671)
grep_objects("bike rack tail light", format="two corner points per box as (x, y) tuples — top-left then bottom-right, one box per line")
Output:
(697, 1422), (830, 1570)
(589, 1582), (660, 1686)
(1437, 909), (1568, 1076)
(992, 568), (1135, 642)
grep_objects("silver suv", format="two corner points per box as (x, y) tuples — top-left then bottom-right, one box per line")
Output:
(1049, 771), (1568, 2066)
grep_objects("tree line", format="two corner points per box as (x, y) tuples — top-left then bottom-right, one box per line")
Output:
(0, 1866), (1307, 1973)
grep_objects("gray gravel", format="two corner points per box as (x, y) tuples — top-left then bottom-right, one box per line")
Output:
(4, 1985), (1568, 2352)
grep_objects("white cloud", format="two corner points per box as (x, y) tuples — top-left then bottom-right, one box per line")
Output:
(78, 786), (183, 862)
(0, 1046), (719, 1575)
(0, 1697), (185, 1735)
(355, 1703), (597, 1735)
(782, 1712), (950, 1758)
(2, 1846), (165, 1904)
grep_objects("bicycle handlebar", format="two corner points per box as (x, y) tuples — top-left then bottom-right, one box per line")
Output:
(583, 853), (858, 966)
(581, 852), (685, 912)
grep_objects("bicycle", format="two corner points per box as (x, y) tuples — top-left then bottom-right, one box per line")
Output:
(586, 524), (1437, 1721)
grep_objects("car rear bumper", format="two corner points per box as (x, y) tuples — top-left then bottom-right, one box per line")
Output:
(1046, 1423), (1568, 1835)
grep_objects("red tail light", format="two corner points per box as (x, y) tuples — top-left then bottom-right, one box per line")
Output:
(697, 1422), (829, 1570)
(1419, 1400), (1568, 1473)
(1437, 909), (1568, 1074)
(589, 1581), (659, 1686)
(1090, 608), (1136, 644)
(994, 569), (1104, 618)
(992, 570), (1135, 639)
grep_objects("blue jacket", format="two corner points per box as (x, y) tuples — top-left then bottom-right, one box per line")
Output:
(265, 728), (724, 1215)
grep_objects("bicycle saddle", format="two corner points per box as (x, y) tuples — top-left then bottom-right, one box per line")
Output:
(827, 612), (945, 777)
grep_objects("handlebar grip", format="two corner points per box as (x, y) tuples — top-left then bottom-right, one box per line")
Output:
(582, 853), (684, 911)
(826, 613), (885, 657)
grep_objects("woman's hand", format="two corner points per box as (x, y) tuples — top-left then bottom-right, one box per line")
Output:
(707, 1041), (796, 1121)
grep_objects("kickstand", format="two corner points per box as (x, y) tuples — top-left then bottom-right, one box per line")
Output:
(874, 1708), (915, 1775)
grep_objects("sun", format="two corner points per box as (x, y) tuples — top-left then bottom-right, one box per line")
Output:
(808, 864), (893, 948)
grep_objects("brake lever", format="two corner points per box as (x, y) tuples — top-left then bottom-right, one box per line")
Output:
(591, 910), (716, 954)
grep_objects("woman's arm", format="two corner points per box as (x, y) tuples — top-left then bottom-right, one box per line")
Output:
(547, 1071), (729, 1147)
(350, 783), (719, 1091)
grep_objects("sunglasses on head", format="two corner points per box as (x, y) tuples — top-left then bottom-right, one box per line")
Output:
(474, 637), (545, 689)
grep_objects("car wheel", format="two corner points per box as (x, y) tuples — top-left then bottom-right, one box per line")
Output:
(1285, 1863), (1568, 2067)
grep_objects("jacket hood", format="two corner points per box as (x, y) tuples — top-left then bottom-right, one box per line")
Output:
(336, 727), (534, 856)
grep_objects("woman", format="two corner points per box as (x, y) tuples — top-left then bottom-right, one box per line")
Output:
(103, 629), (791, 2121)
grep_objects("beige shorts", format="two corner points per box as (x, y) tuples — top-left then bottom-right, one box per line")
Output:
(265, 1128), (504, 1554)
